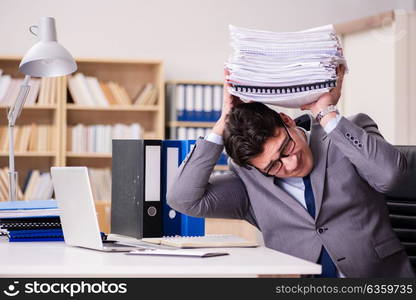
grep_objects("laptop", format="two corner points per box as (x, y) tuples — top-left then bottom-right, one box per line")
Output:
(51, 166), (151, 252)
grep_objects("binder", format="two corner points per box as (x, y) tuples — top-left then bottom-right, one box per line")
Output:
(175, 84), (185, 121)
(217, 151), (229, 165)
(212, 85), (222, 121)
(161, 140), (182, 236)
(185, 85), (194, 121)
(186, 127), (196, 140)
(178, 140), (204, 236)
(177, 127), (187, 140)
(203, 85), (213, 122)
(112, 139), (163, 238)
(0, 216), (61, 231)
(161, 140), (204, 237)
(194, 85), (204, 121)
(8, 228), (64, 242)
(195, 128), (206, 139)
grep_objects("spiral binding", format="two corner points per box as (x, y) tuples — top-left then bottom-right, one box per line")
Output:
(232, 80), (336, 95)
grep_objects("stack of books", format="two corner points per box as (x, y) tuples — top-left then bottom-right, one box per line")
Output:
(0, 124), (55, 153)
(68, 73), (157, 107)
(0, 70), (65, 106)
(0, 199), (63, 242)
(0, 168), (53, 202)
(89, 168), (111, 203)
(226, 24), (347, 108)
(70, 123), (143, 153)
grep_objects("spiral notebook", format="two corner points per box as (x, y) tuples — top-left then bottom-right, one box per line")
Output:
(141, 234), (259, 248)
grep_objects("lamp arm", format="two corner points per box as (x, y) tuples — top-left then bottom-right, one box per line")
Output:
(7, 75), (31, 201)
(8, 75), (31, 126)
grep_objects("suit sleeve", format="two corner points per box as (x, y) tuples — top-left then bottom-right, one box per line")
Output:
(326, 113), (407, 193)
(166, 138), (258, 226)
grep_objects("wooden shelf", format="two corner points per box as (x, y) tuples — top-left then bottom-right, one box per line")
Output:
(66, 152), (112, 159)
(66, 104), (159, 112)
(169, 121), (215, 128)
(167, 80), (222, 86)
(0, 105), (57, 110)
(0, 56), (165, 232)
(0, 152), (55, 157)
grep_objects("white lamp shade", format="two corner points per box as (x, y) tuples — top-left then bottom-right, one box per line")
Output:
(19, 42), (77, 77)
(18, 17), (77, 77)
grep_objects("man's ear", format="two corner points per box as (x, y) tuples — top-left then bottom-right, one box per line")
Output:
(279, 112), (296, 127)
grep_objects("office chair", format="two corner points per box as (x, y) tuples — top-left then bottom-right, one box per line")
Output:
(387, 146), (416, 272)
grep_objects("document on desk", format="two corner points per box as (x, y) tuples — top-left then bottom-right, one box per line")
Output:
(127, 248), (229, 258)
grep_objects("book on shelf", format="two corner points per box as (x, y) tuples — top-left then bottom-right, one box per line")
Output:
(107, 81), (131, 105)
(0, 71), (63, 106)
(99, 82), (120, 105)
(68, 72), (143, 107)
(86, 76), (110, 107)
(88, 168), (111, 203)
(70, 123), (143, 153)
(0, 168), (23, 201)
(0, 124), (54, 152)
(133, 83), (158, 106)
(0, 168), (53, 202)
(68, 73), (96, 106)
(141, 234), (259, 248)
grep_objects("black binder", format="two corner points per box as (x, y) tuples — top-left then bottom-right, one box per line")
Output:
(112, 139), (163, 238)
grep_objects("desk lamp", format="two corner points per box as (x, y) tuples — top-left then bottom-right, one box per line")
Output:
(7, 17), (77, 201)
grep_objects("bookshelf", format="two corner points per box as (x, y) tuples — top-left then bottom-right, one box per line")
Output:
(166, 80), (228, 172)
(0, 56), (165, 232)
(0, 57), (63, 205)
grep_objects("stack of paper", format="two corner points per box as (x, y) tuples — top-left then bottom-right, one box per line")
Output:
(226, 24), (347, 108)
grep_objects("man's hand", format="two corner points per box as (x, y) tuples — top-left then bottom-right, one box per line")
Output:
(301, 64), (345, 115)
(212, 69), (241, 136)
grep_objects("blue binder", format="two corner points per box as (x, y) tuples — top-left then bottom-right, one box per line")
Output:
(8, 228), (64, 242)
(161, 140), (204, 237)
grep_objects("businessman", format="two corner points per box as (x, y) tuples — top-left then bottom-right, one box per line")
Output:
(167, 67), (415, 277)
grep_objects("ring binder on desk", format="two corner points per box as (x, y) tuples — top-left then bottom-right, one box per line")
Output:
(112, 140), (163, 239)
(161, 140), (205, 237)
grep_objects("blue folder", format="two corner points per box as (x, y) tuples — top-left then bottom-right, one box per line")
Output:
(8, 229), (64, 242)
(0, 199), (57, 211)
(162, 140), (204, 237)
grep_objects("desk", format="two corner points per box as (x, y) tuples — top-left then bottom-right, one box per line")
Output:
(0, 238), (321, 278)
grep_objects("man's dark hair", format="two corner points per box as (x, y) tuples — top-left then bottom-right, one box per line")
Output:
(223, 102), (284, 168)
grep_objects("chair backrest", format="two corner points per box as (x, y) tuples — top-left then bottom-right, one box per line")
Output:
(386, 146), (416, 272)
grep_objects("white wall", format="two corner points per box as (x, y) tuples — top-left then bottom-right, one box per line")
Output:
(0, 0), (414, 81)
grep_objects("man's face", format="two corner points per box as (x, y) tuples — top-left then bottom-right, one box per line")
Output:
(250, 114), (314, 178)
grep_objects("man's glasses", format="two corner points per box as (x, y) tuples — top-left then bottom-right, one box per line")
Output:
(257, 120), (296, 176)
